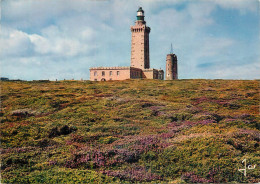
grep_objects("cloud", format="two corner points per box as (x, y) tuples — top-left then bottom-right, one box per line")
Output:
(187, 2), (215, 26)
(212, 0), (258, 13)
(1, 24), (96, 58)
(0, 28), (33, 57)
(195, 37), (234, 58)
(209, 62), (260, 79)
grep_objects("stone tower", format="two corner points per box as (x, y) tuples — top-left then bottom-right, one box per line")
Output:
(166, 53), (178, 80)
(130, 7), (150, 69)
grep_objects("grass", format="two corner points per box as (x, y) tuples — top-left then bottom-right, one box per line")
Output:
(1, 79), (259, 183)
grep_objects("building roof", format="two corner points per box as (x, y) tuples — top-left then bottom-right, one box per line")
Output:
(89, 66), (130, 70)
(89, 66), (163, 72)
(137, 7), (144, 13)
(143, 68), (164, 72)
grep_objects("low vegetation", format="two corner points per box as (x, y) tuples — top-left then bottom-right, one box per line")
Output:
(1, 79), (259, 183)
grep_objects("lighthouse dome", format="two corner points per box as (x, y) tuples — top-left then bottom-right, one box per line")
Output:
(137, 7), (144, 13)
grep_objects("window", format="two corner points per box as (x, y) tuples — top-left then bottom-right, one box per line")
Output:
(94, 79), (97, 81)
(109, 71), (112, 76)
(110, 78), (112, 80)
(102, 71), (105, 76)
(117, 71), (120, 76)
(94, 71), (97, 76)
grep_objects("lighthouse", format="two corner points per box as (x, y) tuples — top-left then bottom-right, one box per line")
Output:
(89, 7), (164, 81)
(130, 7), (150, 69)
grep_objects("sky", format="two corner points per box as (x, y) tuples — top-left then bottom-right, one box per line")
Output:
(1, 0), (259, 80)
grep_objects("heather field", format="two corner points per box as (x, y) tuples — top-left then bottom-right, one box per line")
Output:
(1, 79), (259, 183)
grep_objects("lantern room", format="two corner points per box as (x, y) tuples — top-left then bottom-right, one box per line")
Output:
(137, 7), (145, 21)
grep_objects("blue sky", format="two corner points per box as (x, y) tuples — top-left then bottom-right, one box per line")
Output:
(1, 0), (259, 80)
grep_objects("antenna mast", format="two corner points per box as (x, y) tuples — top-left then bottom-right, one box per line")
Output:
(170, 43), (173, 54)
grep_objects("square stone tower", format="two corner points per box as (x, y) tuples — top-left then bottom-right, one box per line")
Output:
(130, 7), (150, 69)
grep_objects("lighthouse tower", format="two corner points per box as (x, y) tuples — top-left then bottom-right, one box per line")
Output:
(130, 7), (150, 69)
